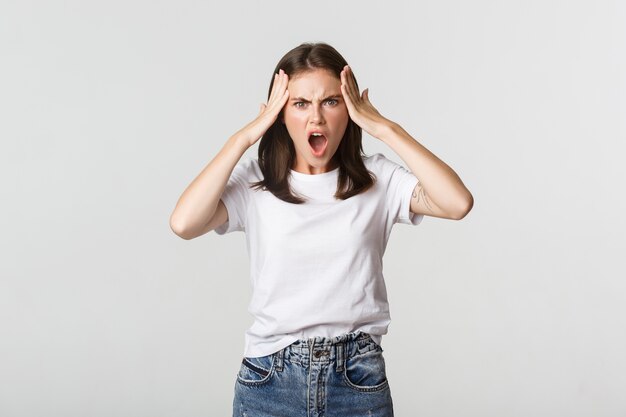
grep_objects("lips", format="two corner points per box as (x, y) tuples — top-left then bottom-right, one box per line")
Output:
(308, 133), (328, 157)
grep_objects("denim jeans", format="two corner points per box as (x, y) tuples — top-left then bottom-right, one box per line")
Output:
(232, 330), (394, 417)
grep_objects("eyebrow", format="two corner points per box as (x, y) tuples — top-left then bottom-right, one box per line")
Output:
(290, 94), (342, 102)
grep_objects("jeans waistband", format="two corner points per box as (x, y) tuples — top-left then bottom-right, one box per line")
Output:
(273, 331), (381, 373)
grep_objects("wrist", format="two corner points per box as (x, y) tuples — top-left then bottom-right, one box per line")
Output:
(229, 131), (254, 152)
(377, 120), (402, 144)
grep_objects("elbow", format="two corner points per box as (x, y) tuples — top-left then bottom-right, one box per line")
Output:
(169, 214), (195, 240)
(451, 193), (474, 220)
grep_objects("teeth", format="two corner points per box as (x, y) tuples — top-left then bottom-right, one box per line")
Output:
(311, 133), (323, 136)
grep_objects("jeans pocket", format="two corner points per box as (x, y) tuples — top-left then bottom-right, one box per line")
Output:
(342, 346), (389, 392)
(236, 353), (276, 386)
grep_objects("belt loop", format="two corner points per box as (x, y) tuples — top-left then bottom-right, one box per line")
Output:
(335, 341), (345, 373)
(274, 347), (284, 372)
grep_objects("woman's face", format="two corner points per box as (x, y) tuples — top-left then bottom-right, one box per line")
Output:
(282, 68), (349, 174)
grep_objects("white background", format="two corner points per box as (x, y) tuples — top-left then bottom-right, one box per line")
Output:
(1, 0), (625, 416)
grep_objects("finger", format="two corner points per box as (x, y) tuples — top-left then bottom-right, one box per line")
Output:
(342, 65), (359, 104)
(268, 72), (280, 103)
(340, 67), (353, 102)
(269, 69), (288, 106)
(277, 69), (289, 100)
(340, 82), (356, 114)
(343, 65), (357, 99)
(269, 86), (289, 113)
(268, 89), (289, 120)
(350, 71), (362, 103)
(280, 88), (289, 105)
(340, 69), (356, 107)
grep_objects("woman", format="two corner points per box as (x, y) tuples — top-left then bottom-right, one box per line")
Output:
(170, 42), (473, 416)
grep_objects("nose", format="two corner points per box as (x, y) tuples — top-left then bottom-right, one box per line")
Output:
(309, 104), (325, 125)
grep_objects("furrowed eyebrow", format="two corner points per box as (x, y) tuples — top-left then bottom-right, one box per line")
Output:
(290, 95), (342, 102)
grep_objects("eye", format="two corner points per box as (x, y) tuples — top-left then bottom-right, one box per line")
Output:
(294, 102), (306, 108)
(325, 99), (338, 106)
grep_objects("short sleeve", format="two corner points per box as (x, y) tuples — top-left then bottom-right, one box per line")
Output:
(214, 158), (252, 235)
(375, 153), (424, 226)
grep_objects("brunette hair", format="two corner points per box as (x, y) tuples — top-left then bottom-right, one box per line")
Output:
(250, 42), (375, 204)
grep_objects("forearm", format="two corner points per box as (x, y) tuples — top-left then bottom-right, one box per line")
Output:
(169, 133), (250, 238)
(379, 122), (473, 217)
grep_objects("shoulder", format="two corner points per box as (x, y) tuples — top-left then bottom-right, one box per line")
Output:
(363, 152), (417, 195)
(363, 152), (395, 165)
(232, 156), (263, 182)
(363, 152), (400, 175)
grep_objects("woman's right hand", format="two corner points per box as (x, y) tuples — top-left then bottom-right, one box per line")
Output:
(236, 69), (290, 148)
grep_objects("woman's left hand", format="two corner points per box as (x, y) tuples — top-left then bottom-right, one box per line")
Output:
(340, 65), (393, 139)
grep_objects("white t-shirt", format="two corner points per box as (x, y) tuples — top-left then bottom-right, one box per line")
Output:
(215, 152), (424, 358)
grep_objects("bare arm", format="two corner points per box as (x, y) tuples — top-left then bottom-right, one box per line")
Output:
(169, 68), (291, 240)
(339, 65), (473, 221)
(382, 122), (474, 220)
(169, 134), (250, 240)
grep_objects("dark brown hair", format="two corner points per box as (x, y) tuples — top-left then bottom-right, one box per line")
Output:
(250, 42), (375, 204)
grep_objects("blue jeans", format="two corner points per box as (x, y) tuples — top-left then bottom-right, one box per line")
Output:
(232, 330), (394, 416)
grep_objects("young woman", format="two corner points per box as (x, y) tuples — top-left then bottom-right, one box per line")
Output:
(170, 42), (473, 417)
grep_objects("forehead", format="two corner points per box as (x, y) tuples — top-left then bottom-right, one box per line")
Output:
(288, 69), (340, 96)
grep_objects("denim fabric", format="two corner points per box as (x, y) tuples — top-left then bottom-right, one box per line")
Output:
(232, 331), (394, 417)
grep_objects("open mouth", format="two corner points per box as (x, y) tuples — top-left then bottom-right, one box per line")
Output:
(308, 134), (328, 157)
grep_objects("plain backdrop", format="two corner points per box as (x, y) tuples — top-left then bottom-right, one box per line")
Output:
(1, 1), (625, 416)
